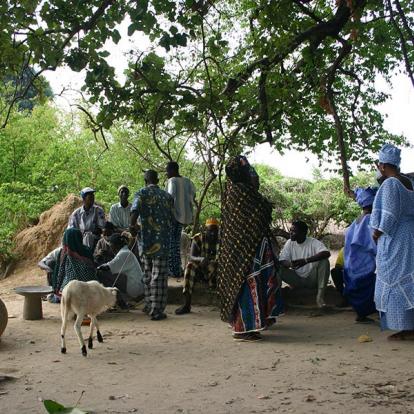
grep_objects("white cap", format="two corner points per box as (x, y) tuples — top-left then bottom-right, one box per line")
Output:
(80, 187), (96, 198)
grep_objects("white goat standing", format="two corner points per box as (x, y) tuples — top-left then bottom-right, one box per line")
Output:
(60, 280), (118, 357)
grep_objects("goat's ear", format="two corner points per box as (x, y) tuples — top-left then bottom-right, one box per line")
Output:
(111, 288), (118, 296)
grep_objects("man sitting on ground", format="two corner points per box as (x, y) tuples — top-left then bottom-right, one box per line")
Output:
(279, 220), (331, 308)
(94, 221), (116, 266)
(38, 247), (62, 287)
(175, 218), (220, 315)
(97, 233), (144, 309)
(67, 187), (105, 249)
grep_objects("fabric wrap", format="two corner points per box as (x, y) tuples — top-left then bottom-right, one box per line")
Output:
(217, 180), (272, 322)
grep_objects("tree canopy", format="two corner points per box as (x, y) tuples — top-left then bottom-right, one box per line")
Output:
(1, 1), (414, 191)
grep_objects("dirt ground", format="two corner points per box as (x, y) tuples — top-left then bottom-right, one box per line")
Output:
(1, 266), (414, 414)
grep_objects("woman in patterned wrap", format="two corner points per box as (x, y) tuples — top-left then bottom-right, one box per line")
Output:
(217, 155), (283, 342)
(52, 228), (97, 295)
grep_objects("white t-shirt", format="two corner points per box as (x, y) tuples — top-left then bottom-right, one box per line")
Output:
(279, 237), (328, 278)
(166, 176), (196, 225)
(106, 246), (144, 298)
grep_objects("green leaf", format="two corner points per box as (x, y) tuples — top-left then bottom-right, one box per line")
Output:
(43, 400), (66, 413)
(127, 23), (139, 36)
(43, 399), (88, 413)
(111, 29), (121, 44)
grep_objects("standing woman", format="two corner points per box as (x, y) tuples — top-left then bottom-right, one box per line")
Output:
(217, 156), (283, 342)
(370, 144), (414, 340)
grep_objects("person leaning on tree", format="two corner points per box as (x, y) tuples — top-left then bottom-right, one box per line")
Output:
(279, 220), (331, 308)
(175, 218), (220, 315)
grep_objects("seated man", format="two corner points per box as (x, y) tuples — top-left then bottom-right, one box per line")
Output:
(67, 187), (105, 250)
(97, 233), (144, 309)
(94, 221), (116, 266)
(38, 246), (62, 286)
(175, 218), (220, 315)
(279, 220), (331, 308)
(109, 185), (131, 232)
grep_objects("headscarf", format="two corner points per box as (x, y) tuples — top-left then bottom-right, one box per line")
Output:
(205, 218), (220, 227)
(52, 228), (96, 293)
(354, 187), (377, 209)
(378, 144), (401, 168)
(217, 156), (273, 322)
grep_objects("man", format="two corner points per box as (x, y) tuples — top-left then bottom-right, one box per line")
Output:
(165, 161), (196, 278)
(97, 233), (144, 309)
(109, 185), (131, 232)
(67, 187), (105, 249)
(130, 170), (174, 321)
(94, 221), (116, 266)
(38, 246), (62, 286)
(279, 220), (331, 308)
(175, 218), (220, 315)
(343, 187), (377, 323)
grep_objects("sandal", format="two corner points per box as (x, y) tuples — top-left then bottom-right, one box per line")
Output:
(233, 332), (263, 342)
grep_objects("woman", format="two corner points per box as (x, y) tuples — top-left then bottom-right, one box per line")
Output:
(97, 233), (144, 306)
(217, 155), (283, 342)
(370, 144), (414, 340)
(52, 228), (97, 297)
(343, 187), (377, 323)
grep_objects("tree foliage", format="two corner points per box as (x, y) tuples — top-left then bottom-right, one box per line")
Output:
(1, 1), (413, 192)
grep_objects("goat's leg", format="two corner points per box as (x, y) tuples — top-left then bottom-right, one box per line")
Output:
(94, 316), (104, 343)
(74, 314), (87, 357)
(60, 298), (68, 354)
(87, 315), (95, 349)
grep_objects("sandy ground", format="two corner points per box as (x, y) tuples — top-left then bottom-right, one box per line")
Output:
(1, 267), (414, 414)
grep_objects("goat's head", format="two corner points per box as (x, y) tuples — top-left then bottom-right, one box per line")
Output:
(106, 287), (118, 308)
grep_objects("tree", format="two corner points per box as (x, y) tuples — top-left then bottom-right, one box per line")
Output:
(1, 1), (413, 192)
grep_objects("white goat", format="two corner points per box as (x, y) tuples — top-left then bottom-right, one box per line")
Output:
(60, 280), (118, 357)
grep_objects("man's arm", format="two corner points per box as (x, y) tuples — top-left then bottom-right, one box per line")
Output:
(67, 209), (77, 229)
(292, 251), (330, 269)
(94, 206), (106, 235)
(188, 237), (203, 263)
(129, 192), (141, 236)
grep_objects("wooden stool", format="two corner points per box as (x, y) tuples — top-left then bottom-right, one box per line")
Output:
(15, 286), (53, 320)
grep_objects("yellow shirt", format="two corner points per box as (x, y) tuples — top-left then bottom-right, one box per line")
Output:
(335, 248), (344, 268)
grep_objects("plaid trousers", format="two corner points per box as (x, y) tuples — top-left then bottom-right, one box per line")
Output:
(143, 255), (169, 315)
(169, 219), (183, 277)
(183, 260), (217, 295)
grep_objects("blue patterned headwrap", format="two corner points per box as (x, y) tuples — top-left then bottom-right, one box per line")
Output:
(378, 144), (401, 168)
(354, 187), (377, 208)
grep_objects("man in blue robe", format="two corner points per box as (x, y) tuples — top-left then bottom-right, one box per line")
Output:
(344, 187), (377, 323)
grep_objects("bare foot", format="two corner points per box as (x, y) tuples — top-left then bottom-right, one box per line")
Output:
(388, 330), (414, 341)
